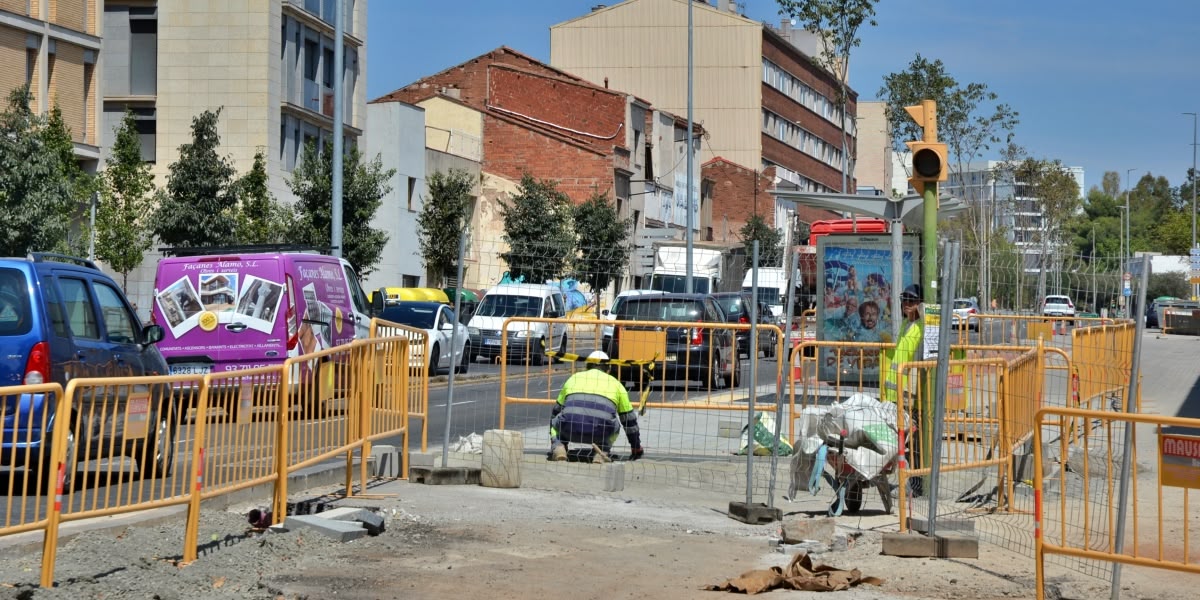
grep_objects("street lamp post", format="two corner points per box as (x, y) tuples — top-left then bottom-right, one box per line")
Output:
(1125, 168), (1135, 266)
(1185, 112), (1198, 300)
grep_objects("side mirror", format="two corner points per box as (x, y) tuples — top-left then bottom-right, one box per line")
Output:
(601, 309), (610, 316)
(371, 288), (386, 314)
(143, 324), (164, 345)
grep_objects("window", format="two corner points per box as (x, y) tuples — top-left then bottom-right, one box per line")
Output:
(406, 176), (416, 212)
(0, 269), (33, 337)
(401, 275), (420, 288)
(59, 278), (99, 340)
(129, 10), (157, 96)
(322, 46), (335, 88)
(303, 39), (319, 82)
(25, 47), (36, 88)
(131, 107), (156, 162)
(94, 283), (137, 344)
(342, 265), (369, 314)
(83, 60), (94, 138)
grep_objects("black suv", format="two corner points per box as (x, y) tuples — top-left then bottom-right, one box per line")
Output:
(607, 293), (739, 388)
(711, 292), (778, 359)
(0, 253), (173, 487)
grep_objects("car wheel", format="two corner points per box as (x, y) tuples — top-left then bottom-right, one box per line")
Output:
(429, 343), (441, 375)
(137, 415), (174, 479)
(728, 354), (742, 388)
(456, 343), (471, 374)
(557, 333), (568, 362)
(531, 338), (546, 366)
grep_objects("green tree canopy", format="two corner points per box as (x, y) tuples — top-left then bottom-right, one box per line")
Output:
(738, 214), (784, 266)
(96, 110), (156, 290)
(499, 174), (574, 284)
(418, 169), (474, 286)
(152, 108), (239, 249)
(289, 138), (393, 275)
(573, 192), (631, 295)
(0, 86), (79, 255)
(234, 149), (295, 244)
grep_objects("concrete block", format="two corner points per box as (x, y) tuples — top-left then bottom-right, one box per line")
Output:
(882, 532), (979, 558)
(906, 517), (976, 535)
(602, 463), (625, 492)
(779, 515), (835, 544)
(284, 514), (367, 542)
(409, 466), (481, 485)
(831, 533), (849, 552)
(409, 451), (437, 469)
(369, 445), (401, 478)
(480, 429), (523, 488)
(727, 501), (781, 524)
(317, 507), (385, 536)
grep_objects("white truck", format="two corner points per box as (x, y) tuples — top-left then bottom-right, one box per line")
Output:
(648, 244), (725, 294)
(741, 266), (789, 324)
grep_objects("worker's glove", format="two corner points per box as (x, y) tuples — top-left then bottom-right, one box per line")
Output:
(630, 446), (644, 461)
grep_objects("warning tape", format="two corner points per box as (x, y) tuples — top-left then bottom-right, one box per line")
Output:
(543, 345), (659, 415)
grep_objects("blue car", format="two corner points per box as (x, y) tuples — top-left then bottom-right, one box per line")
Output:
(0, 253), (172, 490)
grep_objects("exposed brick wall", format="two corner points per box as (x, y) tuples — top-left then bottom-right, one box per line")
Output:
(484, 114), (614, 205)
(53, 0), (87, 33)
(0, 28), (26, 99)
(705, 157), (842, 243)
(487, 65), (626, 156)
(50, 42), (86, 144)
(373, 47), (589, 107)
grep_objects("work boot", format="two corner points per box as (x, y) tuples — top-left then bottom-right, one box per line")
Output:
(550, 445), (568, 462)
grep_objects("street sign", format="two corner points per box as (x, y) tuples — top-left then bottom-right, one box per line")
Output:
(1123, 287), (1132, 297)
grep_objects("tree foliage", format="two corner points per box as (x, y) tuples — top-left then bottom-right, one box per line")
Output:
(97, 110), (156, 290)
(738, 214), (784, 266)
(499, 174), (574, 284)
(0, 87), (84, 256)
(418, 169), (474, 286)
(289, 138), (393, 276)
(152, 108), (239, 249)
(234, 149), (295, 244)
(777, 0), (879, 192)
(573, 192), (631, 294)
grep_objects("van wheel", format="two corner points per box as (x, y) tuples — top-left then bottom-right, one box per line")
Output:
(429, 343), (441, 375)
(456, 344), (471, 374)
(137, 415), (174, 479)
(532, 338), (546, 366)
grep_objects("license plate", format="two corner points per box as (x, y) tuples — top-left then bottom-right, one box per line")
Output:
(170, 364), (212, 376)
(665, 354), (677, 362)
(484, 338), (501, 346)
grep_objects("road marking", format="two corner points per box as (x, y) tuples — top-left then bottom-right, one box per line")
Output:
(430, 400), (478, 408)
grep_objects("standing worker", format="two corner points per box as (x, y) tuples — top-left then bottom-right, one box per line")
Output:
(881, 284), (924, 497)
(549, 351), (644, 463)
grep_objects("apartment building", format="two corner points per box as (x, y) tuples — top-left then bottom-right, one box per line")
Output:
(101, 0), (375, 307)
(0, 0), (102, 168)
(372, 47), (711, 293)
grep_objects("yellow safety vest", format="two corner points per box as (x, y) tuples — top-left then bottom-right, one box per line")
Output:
(881, 320), (922, 403)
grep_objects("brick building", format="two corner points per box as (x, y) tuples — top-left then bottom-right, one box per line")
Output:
(372, 46), (711, 292)
(704, 157), (841, 246)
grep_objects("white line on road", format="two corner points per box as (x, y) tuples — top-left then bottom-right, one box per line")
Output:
(430, 400), (479, 408)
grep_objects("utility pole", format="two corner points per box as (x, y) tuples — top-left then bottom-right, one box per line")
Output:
(1186, 112), (1198, 300)
(684, 0), (694, 294)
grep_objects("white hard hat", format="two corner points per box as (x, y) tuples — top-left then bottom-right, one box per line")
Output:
(587, 350), (609, 361)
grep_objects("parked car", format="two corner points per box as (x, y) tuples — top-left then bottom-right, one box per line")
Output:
(1, 253), (172, 486)
(1041, 295), (1076, 325)
(607, 293), (739, 388)
(600, 289), (663, 354)
(951, 298), (980, 331)
(377, 301), (470, 374)
(711, 292), (778, 359)
(468, 283), (568, 365)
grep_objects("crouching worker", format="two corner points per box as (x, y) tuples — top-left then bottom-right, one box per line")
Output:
(549, 351), (644, 463)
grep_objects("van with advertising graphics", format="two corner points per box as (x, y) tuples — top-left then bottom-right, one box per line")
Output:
(152, 250), (376, 376)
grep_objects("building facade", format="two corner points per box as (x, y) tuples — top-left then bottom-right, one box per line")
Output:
(854, 101), (892, 197)
(550, 0), (856, 198)
(1, 0), (102, 168)
(100, 0), (370, 311)
(363, 100), (426, 291)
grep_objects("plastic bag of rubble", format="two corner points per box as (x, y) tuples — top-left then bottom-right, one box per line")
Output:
(737, 411), (793, 456)
(451, 433), (484, 454)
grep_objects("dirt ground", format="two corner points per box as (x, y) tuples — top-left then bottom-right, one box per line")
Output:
(0, 472), (1195, 600)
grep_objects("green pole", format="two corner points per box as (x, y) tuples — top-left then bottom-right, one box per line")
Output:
(918, 181), (938, 476)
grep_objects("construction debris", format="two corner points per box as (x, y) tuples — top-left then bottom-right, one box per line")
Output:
(703, 551), (883, 594)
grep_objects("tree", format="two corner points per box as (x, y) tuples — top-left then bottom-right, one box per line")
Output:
(499, 174), (574, 284)
(290, 138), (393, 275)
(0, 86), (76, 256)
(44, 105), (99, 256)
(573, 192), (631, 309)
(1011, 158), (1080, 299)
(418, 169), (474, 286)
(234, 149), (295, 244)
(738, 214), (784, 266)
(96, 110), (156, 290)
(777, 0), (879, 193)
(152, 108), (239, 249)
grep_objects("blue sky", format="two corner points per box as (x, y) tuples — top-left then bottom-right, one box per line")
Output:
(367, 0), (1200, 191)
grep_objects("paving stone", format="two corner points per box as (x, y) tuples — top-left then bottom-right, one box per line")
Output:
(318, 507), (385, 536)
(727, 501), (781, 524)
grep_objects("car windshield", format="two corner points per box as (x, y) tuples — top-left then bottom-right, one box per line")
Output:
(650, 275), (710, 294)
(953, 300), (974, 309)
(1046, 296), (1070, 304)
(618, 299), (702, 322)
(474, 294), (541, 318)
(743, 287), (780, 306)
(379, 304), (440, 329)
(0, 268), (32, 337)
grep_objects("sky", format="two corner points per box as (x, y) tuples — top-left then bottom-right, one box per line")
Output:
(366, 0), (1200, 191)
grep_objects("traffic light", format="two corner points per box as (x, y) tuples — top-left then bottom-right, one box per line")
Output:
(903, 100), (947, 196)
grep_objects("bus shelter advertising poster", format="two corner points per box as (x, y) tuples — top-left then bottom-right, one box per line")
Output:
(815, 234), (919, 382)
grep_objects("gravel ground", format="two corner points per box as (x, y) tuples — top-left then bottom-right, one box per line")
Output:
(0, 472), (1195, 600)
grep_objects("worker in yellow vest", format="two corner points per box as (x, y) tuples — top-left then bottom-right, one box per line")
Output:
(882, 284), (924, 403)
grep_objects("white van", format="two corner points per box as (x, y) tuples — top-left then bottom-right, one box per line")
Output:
(467, 283), (568, 365)
(742, 267), (788, 324)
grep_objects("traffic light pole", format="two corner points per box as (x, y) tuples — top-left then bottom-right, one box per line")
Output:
(923, 183), (938, 305)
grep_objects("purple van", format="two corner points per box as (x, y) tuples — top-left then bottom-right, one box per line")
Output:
(152, 251), (375, 375)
